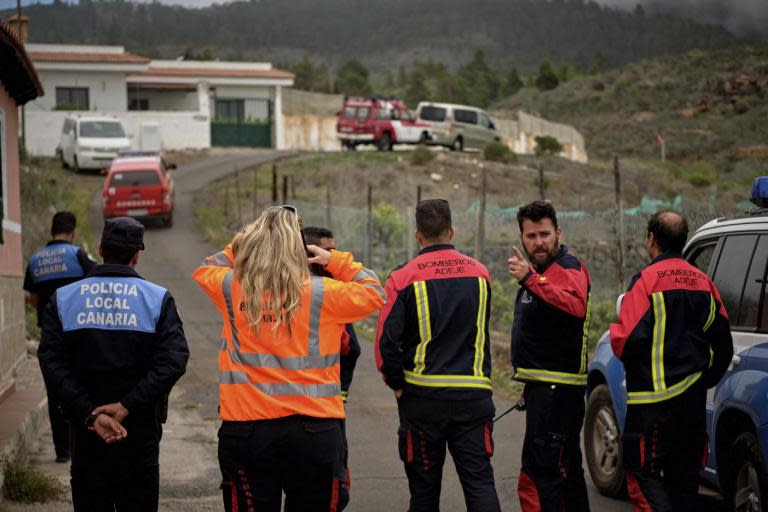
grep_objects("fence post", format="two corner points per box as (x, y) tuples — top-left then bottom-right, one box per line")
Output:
(538, 161), (545, 200)
(614, 155), (626, 291)
(222, 179), (230, 218)
(365, 184), (373, 264)
(417, 185), (422, 205)
(282, 175), (288, 204)
(234, 166), (242, 225)
(475, 163), (487, 261)
(325, 182), (332, 229)
(291, 175), (296, 200)
(271, 163), (278, 205)
(252, 166), (259, 219)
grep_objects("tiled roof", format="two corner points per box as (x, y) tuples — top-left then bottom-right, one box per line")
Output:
(28, 51), (149, 64)
(0, 20), (43, 105)
(138, 67), (294, 80)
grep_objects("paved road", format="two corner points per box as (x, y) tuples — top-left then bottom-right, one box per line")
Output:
(7, 150), (724, 511)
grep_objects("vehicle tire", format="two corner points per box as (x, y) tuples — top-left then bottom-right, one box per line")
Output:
(344, 141), (357, 151)
(584, 384), (626, 498)
(725, 432), (768, 512)
(163, 212), (173, 228)
(377, 133), (392, 151)
(73, 155), (81, 174)
(450, 137), (463, 152)
(419, 131), (429, 145)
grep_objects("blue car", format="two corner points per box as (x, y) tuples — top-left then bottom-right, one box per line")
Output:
(585, 178), (768, 511)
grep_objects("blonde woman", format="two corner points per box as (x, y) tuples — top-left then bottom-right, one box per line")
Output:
(193, 206), (385, 512)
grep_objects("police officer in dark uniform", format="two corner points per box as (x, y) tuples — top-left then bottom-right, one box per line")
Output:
(24, 211), (96, 462)
(38, 217), (189, 512)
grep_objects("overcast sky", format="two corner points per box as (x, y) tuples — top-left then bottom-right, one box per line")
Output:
(2, 0), (766, 40)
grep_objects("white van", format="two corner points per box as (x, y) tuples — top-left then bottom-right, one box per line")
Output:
(416, 102), (501, 151)
(58, 116), (131, 172)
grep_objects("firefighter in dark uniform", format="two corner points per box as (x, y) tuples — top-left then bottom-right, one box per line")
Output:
(508, 201), (591, 512)
(38, 217), (189, 512)
(376, 199), (501, 512)
(304, 225), (362, 509)
(610, 211), (733, 511)
(24, 211), (96, 463)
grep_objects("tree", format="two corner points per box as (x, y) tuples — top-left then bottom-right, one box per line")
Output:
(535, 135), (563, 155)
(501, 66), (524, 97)
(288, 56), (332, 93)
(459, 49), (501, 106)
(404, 67), (430, 108)
(334, 58), (372, 97)
(535, 58), (560, 91)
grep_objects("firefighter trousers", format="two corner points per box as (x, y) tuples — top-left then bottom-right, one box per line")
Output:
(218, 415), (346, 512)
(518, 382), (590, 512)
(397, 394), (501, 512)
(622, 379), (707, 512)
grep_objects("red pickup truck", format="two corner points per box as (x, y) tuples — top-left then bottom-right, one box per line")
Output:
(336, 97), (432, 151)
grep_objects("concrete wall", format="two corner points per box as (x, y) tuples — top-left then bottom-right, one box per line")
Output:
(25, 110), (211, 157)
(27, 70), (128, 112)
(128, 89), (198, 111)
(214, 85), (271, 100)
(494, 111), (589, 163)
(0, 85), (26, 381)
(283, 115), (339, 152)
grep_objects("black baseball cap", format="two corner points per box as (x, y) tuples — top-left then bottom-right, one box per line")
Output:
(101, 217), (145, 251)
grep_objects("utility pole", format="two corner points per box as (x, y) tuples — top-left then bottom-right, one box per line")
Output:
(614, 155), (626, 291)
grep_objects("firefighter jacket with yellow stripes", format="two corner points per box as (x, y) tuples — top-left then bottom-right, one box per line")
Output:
(610, 252), (733, 405)
(375, 244), (493, 400)
(193, 246), (385, 421)
(511, 245), (592, 387)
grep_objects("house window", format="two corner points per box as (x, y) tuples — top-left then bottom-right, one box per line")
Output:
(55, 87), (89, 110)
(129, 98), (150, 111)
(215, 99), (245, 121)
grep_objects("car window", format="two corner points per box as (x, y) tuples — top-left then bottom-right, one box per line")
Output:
(688, 242), (717, 276)
(420, 106), (447, 122)
(80, 121), (125, 138)
(741, 235), (768, 328)
(455, 109), (478, 125)
(712, 234), (759, 325)
(356, 107), (371, 121)
(342, 107), (356, 120)
(376, 108), (388, 120)
(479, 113), (492, 129)
(109, 171), (161, 187)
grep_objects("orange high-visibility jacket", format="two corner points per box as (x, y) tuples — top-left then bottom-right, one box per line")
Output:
(193, 246), (385, 421)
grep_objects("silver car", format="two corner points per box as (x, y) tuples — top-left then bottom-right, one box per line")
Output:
(416, 102), (501, 151)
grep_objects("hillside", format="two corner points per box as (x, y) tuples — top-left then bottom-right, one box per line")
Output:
(7, 0), (742, 70)
(494, 44), (768, 190)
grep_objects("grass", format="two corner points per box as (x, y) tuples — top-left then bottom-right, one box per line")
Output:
(20, 158), (103, 339)
(2, 460), (64, 503)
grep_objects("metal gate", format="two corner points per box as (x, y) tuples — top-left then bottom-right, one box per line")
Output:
(211, 98), (272, 148)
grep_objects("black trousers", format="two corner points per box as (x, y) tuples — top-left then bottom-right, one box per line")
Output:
(47, 391), (70, 459)
(218, 415), (346, 512)
(518, 382), (590, 512)
(397, 394), (501, 512)
(622, 380), (708, 512)
(70, 420), (161, 512)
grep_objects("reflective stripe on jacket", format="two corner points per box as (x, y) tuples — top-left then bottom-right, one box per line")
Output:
(610, 253), (733, 405)
(511, 245), (591, 387)
(193, 246), (385, 421)
(375, 244), (493, 400)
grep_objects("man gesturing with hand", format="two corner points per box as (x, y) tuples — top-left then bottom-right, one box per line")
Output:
(509, 201), (592, 512)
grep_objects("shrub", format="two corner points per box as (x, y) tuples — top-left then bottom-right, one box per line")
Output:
(410, 147), (435, 166)
(483, 142), (516, 163)
(535, 135), (563, 155)
(2, 460), (63, 503)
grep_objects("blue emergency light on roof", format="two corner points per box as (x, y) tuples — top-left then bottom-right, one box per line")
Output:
(750, 177), (768, 208)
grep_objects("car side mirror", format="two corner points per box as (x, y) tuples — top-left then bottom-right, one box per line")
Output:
(489, 122), (496, 130)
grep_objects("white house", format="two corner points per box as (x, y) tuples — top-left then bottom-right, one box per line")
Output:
(24, 44), (294, 156)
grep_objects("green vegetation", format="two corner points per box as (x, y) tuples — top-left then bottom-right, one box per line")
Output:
(410, 147), (435, 166)
(20, 159), (102, 339)
(334, 58), (372, 97)
(16, 0), (739, 73)
(484, 142), (516, 164)
(2, 460), (63, 503)
(535, 136), (563, 156)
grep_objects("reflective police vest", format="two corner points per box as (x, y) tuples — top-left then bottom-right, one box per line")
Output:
(28, 243), (85, 284)
(56, 276), (167, 333)
(194, 248), (386, 422)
